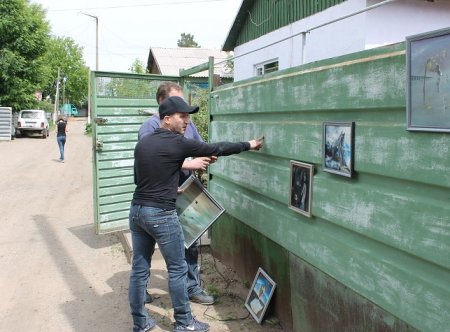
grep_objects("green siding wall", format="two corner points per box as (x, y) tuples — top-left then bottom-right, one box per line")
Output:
(208, 43), (450, 331)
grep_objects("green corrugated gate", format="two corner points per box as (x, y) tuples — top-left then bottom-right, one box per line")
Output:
(90, 72), (179, 234)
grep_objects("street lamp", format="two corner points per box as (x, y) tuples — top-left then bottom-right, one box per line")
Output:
(81, 12), (99, 70)
(80, 12), (98, 124)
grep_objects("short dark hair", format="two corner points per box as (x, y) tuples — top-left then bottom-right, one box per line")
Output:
(156, 82), (182, 105)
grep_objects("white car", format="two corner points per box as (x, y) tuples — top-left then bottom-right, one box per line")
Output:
(17, 109), (49, 138)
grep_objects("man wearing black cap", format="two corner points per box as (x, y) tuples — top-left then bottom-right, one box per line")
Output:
(128, 96), (263, 332)
(139, 82), (216, 307)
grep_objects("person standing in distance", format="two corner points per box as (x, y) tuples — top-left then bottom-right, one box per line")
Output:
(56, 115), (67, 162)
(139, 82), (216, 305)
(128, 95), (263, 332)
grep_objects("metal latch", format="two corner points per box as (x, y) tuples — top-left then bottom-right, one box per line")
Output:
(95, 117), (108, 125)
(96, 140), (103, 151)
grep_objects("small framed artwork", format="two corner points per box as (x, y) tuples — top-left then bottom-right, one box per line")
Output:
(245, 268), (276, 324)
(288, 161), (313, 217)
(323, 122), (355, 177)
(176, 175), (225, 249)
(406, 27), (450, 132)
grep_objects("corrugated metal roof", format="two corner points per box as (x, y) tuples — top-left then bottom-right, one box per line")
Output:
(148, 47), (233, 78)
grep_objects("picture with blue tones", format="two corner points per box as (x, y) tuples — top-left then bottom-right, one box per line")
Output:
(323, 122), (355, 178)
(245, 267), (276, 324)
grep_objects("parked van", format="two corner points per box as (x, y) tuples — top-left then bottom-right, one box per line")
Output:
(17, 109), (49, 139)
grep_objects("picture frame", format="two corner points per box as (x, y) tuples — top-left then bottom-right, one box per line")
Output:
(323, 121), (355, 178)
(244, 268), (276, 324)
(406, 27), (450, 132)
(288, 161), (313, 217)
(176, 175), (225, 249)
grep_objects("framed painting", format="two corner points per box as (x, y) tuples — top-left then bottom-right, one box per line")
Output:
(323, 121), (355, 177)
(176, 175), (225, 249)
(288, 161), (313, 217)
(244, 268), (276, 324)
(406, 27), (450, 132)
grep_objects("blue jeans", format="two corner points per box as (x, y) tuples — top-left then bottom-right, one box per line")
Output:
(57, 135), (66, 160)
(128, 204), (192, 329)
(186, 242), (202, 296)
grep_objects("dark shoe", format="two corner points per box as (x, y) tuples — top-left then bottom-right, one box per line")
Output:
(189, 291), (214, 305)
(133, 318), (156, 332)
(145, 290), (153, 303)
(173, 318), (209, 332)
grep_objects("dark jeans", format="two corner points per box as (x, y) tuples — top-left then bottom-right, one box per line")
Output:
(186, 242), (202, 296)
(128, 204), (192, 329)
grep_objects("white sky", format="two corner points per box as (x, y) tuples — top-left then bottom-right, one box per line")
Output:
(30, 0), (242, 72)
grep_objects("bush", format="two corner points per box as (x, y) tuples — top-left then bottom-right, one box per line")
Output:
(84, 122), (92, 135)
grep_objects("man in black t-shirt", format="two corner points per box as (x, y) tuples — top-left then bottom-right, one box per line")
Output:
(128, 96), (263, 332)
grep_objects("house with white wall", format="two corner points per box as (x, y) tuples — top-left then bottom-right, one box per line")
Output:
(223, 0), (450, 81)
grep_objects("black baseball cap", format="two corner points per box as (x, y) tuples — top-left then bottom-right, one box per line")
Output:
(159, 96), (199, 118)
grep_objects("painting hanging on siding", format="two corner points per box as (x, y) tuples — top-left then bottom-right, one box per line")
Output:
(323, 122), (355, 177)
(407, 27), (450, 132)
(288, 160), (313, 217)
(245, 267), (276, 324)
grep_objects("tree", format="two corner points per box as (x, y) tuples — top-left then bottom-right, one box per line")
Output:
(0, 0), (51, 111)
(177, 33), (200, 48)
(129, 58), (148, 74)
(42, 36), (89, 108)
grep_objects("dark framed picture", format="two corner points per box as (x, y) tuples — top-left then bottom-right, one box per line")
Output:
(406, 27), (450, 132)
(288, 161), (313, 217)
(244, 268), (276, 324)
(323, 122), (355, 177)
(176, 175), (225, 249)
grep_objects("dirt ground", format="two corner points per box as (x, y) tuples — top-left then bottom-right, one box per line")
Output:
(0, 118), (284, 332)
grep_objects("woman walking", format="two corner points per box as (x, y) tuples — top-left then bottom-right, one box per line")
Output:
(56, 116), (67, 162)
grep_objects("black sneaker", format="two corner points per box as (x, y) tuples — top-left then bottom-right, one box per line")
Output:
(189, 291), (214, 305)
(145, 290), (153, 303)
(173, 318), (209, 332)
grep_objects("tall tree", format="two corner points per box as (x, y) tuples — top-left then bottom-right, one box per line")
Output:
(0, 0), (51, 111)
(177, 33), (200, 48)
(43, 36), (89, 108)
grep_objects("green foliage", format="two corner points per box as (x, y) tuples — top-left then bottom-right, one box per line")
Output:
(37, 100), (53, 113)
(190, 86), (209, 142)
(177, 33), (200, 48)
(0, 0), (50, 111)
(43, 36), (89, 108)
(84, 122), (92, 136)
(129, 58), (148, 74)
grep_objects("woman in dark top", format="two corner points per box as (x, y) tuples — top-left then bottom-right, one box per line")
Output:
(56, 116), (67, 162)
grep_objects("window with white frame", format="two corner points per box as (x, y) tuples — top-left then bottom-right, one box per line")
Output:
(255, 60), (279, 76)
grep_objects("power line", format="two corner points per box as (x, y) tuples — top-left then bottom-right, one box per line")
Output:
(47, 0), (227, 12)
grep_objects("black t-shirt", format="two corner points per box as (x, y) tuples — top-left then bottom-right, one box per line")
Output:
(132, 128), (250, 210)
(57, 121), (66, 137)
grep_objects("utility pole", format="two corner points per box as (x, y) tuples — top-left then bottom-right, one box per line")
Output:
(53, 67), (61, 122)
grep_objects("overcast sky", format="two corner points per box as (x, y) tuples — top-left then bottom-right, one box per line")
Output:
(30, 0), (242, 72)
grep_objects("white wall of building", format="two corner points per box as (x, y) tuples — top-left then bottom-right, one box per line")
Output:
(233, 0), (450, 82)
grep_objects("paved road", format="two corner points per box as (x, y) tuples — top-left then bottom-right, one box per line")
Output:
(0, 118), (131, 331)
